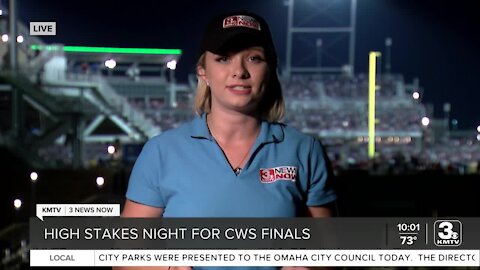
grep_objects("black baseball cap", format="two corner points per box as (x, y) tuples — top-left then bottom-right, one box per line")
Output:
(199, 11), (278, 67)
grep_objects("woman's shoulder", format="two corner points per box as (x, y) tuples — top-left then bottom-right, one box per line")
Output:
(146, 116), (203, 145)
(273, 121), (317, 143)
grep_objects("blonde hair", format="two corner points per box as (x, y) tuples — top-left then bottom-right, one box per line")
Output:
(193, 53), (285, 122)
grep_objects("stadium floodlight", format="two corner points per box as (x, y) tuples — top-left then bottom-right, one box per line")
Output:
(385, 37), (392, 46)
(1, 34), (8, 42)
(167, 60), (177, 70)
(421, 117), (430, 127)
(107, 145), (116, 155)
(477, 134), (480, 141)
(477, 125), (480, 133)
(104, 59), (116, 69)
(30, 172), (38, 182)
(14, 199), (22, 209)
(412, 92), (420, 99)
(96, 177), (105, 187)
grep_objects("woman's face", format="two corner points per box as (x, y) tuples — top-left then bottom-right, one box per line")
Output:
(198, 46), (269, 115)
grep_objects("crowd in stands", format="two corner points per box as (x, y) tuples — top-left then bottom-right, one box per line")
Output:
(285, 105), (423, 133)
(327, 138), (479, 175)
(38, 143), (73, 167)
(38, 141), (127, 169)
(32, 73), (479, 175)
(281, 74), (320, 99)
(322, 73), (401, 99)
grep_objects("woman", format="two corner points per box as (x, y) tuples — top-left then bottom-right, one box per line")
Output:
(120, 10), (336, 270)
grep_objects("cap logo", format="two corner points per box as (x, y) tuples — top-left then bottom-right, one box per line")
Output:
(223, 15), (261, 31)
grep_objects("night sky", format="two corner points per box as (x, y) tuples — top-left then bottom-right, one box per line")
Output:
(10, 0), (480, 130)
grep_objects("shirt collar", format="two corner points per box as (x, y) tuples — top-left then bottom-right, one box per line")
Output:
(190, 113), (284, 144)
(190, 113), (213, 140)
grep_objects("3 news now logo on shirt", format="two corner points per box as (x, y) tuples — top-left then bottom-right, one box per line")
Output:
(260, 166), (297, 183)
(434, 220), (462, 247)
(30, 22), (56, 36)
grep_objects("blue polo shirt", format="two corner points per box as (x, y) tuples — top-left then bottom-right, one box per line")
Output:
(126, 114), (336, 218)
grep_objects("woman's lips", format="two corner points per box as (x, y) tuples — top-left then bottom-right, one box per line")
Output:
(227, 85), (252, 94)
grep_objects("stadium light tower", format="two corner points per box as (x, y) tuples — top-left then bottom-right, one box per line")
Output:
(284, 0), (357, 76)
(385, 37), (392, 74)
(316, 38), (322, 68)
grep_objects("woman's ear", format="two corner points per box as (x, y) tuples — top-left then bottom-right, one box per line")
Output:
(197, 66), (207, 84)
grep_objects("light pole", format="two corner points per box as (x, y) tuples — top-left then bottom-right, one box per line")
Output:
(14, 198), (22, 223)
(421, 116), (430, 150)
(385, 37), (392, 74)
(316, 38), (322, 72)
(477, 125), (480, 143)
(96, 176), (105, 189)
(30, 171), (38, 216)
(167, 60), (177, 108)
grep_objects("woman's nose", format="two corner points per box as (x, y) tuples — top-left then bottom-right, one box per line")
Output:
(231, 59), (250, 79)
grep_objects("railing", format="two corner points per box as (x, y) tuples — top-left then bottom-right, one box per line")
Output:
(44, 72), (161, 139)
(96, 76), (161, 138)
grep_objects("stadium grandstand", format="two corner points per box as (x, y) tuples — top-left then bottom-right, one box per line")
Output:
(0, 1), (479, 269)
(1, 1), (478, 174)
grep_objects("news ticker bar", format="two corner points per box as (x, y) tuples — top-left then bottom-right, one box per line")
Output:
(30, 218), (480, 249)
(30, 249), (480, 267)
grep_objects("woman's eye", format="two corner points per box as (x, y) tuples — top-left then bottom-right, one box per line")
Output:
(248, 56), (265, 62)
(215, 56), (229, 62)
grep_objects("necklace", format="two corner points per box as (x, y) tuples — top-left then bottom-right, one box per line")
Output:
(211, 133), (251, 176)
(206, 114), (258, 176)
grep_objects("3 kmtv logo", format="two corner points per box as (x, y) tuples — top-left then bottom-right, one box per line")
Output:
(434, 220), (462, 246)
(260, 166), (297, 183)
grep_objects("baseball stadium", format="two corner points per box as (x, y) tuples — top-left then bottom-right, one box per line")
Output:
(0, 0), (478, 269)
